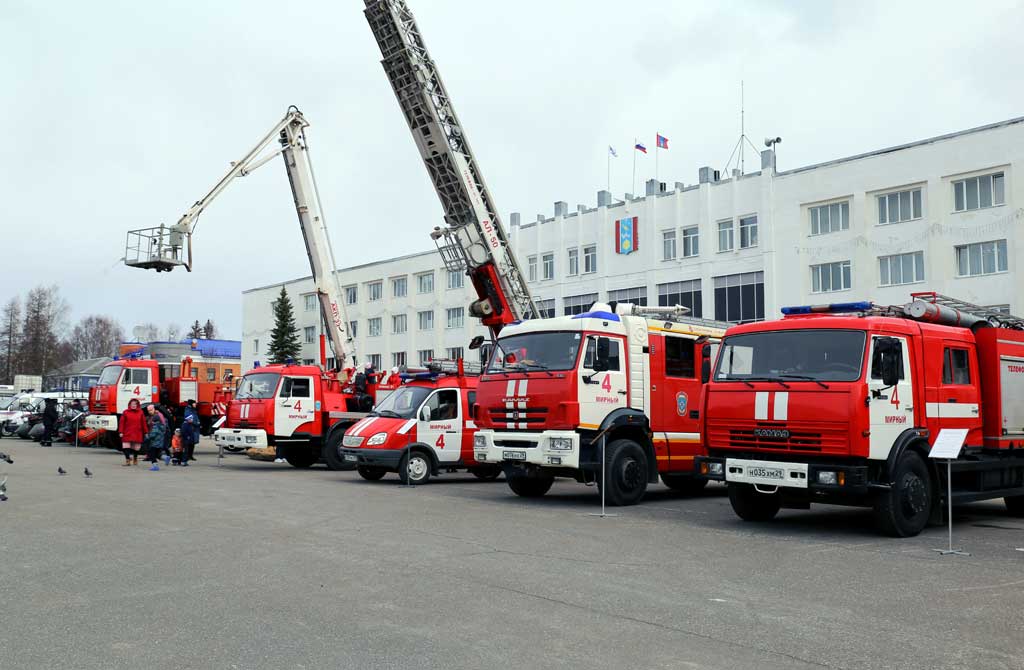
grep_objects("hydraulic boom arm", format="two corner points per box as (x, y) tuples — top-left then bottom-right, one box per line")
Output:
(124, 108), (357, 372)
(364, 0), (537, 336)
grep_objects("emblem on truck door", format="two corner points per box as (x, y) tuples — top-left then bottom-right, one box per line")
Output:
(676, 392), (688, 416)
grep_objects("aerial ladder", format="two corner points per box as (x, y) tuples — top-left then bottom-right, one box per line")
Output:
(123, 107), (357, 375)
(364, 0), (537, 339)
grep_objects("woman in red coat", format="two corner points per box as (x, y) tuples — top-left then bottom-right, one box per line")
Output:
(118, 398), (148, 466)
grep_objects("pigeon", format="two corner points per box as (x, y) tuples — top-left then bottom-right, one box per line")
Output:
(58, 466), (67, 475)
(0, 477), (6, 501)
(83, 467), (93, 478)
(0, 450), (12, 464)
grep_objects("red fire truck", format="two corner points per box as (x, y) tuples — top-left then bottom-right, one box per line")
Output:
(471, 303), (727, 504)
(339, 360), (499, 484)
(696, 293), (1024, 536)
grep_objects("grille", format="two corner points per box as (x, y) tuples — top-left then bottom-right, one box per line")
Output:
(708, 420), (848, 454)
(488, 407), (548, 425)
(493, 440), (539, 450)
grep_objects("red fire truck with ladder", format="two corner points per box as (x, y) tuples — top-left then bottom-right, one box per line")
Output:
(123, 108), (395, 469)
(695, 293), (1024, 536)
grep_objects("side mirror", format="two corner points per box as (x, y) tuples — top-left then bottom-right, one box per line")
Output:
(419, 406), (432, 422)
(468, 335), (485, 351)
(701, 345), (712, 384)
(593, 337), (610, 372)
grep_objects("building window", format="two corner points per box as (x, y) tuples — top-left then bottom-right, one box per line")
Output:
(879, 251), (925, 286)
(665, 337), (695, 378)
(739, 215), (758, 249)
(367, 318), (382, 337)
(348, 321), (357, 338)
(446, 347), (464, 360)
(527, 255), (538, 282)
(392, 314), (407, 334)
(392, 351), (407, 368)
(446, 307), (465, 329)
(303, 294), (317, 312)
(713, 272), (764, 323)
(567, 248), (579, 276)
(447, 270), (464, 290)
(253, 338), (259, 354)
(417, 272), (434, 293)
(607, 286), (647, 306)
(657, 279), (702, 318)
(563, 293), (598, 316)
(417, 310), (434, 330)
(368, 281), (383, 301)
(418, 349), (433, 365)
(303, 326), (316, 344)
(392, 276), (407, 298)
(717, 220), (734, 252)
(954, 172), (1004, 212)
(368, 354), (382, 370)
(682, 226), (699, 257)
(956, 239), (1008, 277)
(877, 188), (922, 225)
(811, 260), (852, 293)
(206, 368), (216, 382)
(583, 245), (597, 273)
(344, 286), (357, 304)
(810, 201), (850, 235)
(662, 230), (677, 260)
(542, 253), (554, 280)
(536, 299), (556, 319)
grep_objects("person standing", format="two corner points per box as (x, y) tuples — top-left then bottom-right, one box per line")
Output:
(40, 398), (59, 447)
(118, 398), (147, 466)
(183, 400), (200, 462)
(144, 404), (168, 471)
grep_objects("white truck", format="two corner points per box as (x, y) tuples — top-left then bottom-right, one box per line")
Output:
(13, 375), (42, 393)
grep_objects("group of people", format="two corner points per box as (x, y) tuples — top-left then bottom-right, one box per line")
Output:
(117, 399), (200, 471)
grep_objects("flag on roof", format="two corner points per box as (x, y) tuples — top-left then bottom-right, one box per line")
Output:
(634, 142), (647, 154)
(656, 134), (669, 149)
(608, 145), (617, 158)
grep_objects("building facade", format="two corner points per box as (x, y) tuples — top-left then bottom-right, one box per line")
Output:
(242, 116), (1023, 371)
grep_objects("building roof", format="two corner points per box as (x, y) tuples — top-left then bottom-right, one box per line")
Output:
(45, 357), (113, 378)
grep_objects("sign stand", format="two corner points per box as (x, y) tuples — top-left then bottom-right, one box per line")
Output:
(588, 433), (617, 519)
(929, 429), (970, 557)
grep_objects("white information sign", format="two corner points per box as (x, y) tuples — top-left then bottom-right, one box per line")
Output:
(929, 428), (968, 460)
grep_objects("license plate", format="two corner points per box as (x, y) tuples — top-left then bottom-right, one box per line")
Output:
(503, 450), (527, 461)
(344, 454), (357, 462)
(748, 466), (783, 480)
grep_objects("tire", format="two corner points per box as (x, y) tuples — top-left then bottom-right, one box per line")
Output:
(596, 439), (649, 506)
(1004, 495), (1024, 517)
(284, 448), (318, 469)
(357, 466), (387, 481)
(322, 428), (353, 471)
(728, 483), (782, 522)
(399, 450), (431, 485)
(873, 450), (932, 537)
(470, 466), (502, 481)
(507, 474), (554, 498)
(660, 473), (708, 495)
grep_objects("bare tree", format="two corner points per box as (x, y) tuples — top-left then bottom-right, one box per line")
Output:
(0, 297), (21, 384)
(19, 285), (70, 375)
(203, 319), (216, 339)
(70, 315), (125, 360)
(165, 322), (182, 342)
(132, 323), (161, 342)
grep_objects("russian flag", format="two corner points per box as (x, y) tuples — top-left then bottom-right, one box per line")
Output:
(634, 142), (647, 154)
(656, 134), (669, 149)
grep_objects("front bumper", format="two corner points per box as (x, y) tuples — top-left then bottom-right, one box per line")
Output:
(339, 447), (403, 470)
(473, 430), (580, 469)
(214, 427), (268, 449)
(84, 414), (118, 431)
(696, 456), (869, 494)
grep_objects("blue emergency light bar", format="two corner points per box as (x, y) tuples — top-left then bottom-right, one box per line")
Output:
(781, 301), (873, 315)
(400, 371), (438, 382)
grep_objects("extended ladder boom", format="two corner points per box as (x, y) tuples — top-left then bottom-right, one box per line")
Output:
(363, 0), (537, 336)
(124, 108), (357, 373)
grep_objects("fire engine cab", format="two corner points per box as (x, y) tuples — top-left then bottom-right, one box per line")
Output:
(339, 359), (498, 484)
(472, 302), (727, 505)
(696, 294), (1024, 536)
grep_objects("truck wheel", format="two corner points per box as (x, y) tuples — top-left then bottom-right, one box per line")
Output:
(507, 474), (554, 498)
(1004, 495), (1024, 516)
(399, 450), (431, 485)
(284, 449), (317, 469)
(660, 473), (708, 495)
(357, 466), (387, 481)
(728, 483), (782, 522)
(322, 430), (352, 471)
(596, 439), (648, 506)
(470, 466), (502, 481)
(873, 450), (932, 537)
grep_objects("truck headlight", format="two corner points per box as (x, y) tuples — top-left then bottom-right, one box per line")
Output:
(366, 432), (388, 446)
(816, 470), (837, 485)
(549, 437), (573, 451)
(474, 434), (487, 449)
(701, 461), (724, 476)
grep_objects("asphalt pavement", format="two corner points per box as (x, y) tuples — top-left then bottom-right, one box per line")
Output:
(1, 438), (1022, 670)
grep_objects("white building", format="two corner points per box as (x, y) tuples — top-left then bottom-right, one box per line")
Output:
(243, 116), (1023, 370)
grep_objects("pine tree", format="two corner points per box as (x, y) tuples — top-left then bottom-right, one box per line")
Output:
(188, 321), (203, 339)
(267, 286), (301, 364)
(203, 319), (216, 339)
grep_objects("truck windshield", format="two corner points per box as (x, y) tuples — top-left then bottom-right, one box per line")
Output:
(715, 329), (866, 382)
(97, 365), (123, 386)
(487, 332), (583, 373)
(235, 373), (281, 399)
(372, 386), (433, 419)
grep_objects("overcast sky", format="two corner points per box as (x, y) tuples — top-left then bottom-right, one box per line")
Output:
(2, 0), (1022, 341)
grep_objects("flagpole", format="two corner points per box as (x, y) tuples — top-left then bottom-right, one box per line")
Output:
(655, 134), (659, 182)
(607, 149), (610, 194)
(631, 138), (637, 197)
